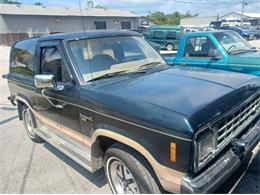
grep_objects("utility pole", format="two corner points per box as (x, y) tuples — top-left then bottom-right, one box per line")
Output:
(241, 0), (247, 27)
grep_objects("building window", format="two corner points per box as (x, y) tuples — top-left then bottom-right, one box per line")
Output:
(121, 21), (131, 30)
(94, 21), (107, 30)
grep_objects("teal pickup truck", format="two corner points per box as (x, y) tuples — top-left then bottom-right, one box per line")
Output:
(164, 30), (260, 76)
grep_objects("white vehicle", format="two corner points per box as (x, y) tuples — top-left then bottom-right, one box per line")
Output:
(183, 28), (198, 33)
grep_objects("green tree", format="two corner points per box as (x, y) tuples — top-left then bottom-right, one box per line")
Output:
(147, 11), (198, 25)
(147, 11), (167, 25)
(0, 0), (22, 4)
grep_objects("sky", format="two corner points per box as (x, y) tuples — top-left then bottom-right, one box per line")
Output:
(19, 0), (260, 16)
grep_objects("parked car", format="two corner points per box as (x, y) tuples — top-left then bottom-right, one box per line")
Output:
(142, 25), (182, 51)
(210, 21), (222, 29)
(5, 31), (260, 194)
(183, 28), (198, 33)
(164, 30), (260, 76)
(220, 26), (255, 40)
(245, 26), (260, 39)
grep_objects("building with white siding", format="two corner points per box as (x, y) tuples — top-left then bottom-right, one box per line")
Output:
(0, 4), (142, 33)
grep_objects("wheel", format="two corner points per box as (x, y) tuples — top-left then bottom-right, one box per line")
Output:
(166, 43), (174, 51)
(22, 105), (44, 143)
(104, 144), (161, 194)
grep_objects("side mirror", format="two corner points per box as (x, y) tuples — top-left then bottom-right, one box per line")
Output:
(34, 74), (56, 89)
(34, 74), (65, 109)
(208, 49), (221, 60)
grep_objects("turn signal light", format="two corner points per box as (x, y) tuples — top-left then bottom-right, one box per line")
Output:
(170, 142), (176, 162)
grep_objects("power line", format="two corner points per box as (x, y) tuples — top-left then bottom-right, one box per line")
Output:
(162, 0), (259, 5)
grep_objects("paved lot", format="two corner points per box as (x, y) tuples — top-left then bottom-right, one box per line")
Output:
(0, 41), (259, 194)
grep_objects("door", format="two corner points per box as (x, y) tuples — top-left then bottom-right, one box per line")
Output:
(150, 30), (165, 46)
(165, 30), (178, 48)
(175, 36), (228, 71)
(34, 41), (84, 145)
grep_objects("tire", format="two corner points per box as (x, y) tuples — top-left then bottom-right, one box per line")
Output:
(22, 105), (44, 143)
(104, 144), (161, 194)
(166, 43), (174, 51)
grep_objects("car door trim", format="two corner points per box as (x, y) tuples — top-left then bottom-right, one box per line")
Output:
(15, 93), (192, 142)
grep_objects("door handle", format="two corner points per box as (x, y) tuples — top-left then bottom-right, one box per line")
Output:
(41, 89), (65, 109)
(231, 67), (242, 71)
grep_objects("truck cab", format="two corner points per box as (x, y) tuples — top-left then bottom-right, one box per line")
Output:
(165, 31), (260, 76)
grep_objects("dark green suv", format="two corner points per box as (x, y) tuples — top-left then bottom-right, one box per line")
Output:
(6, 31), (260, 194)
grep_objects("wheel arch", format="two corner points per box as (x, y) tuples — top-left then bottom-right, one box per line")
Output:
(91, 129), (185, 193)
(17, 99), (25, 120)
(92, 130), (163, 190)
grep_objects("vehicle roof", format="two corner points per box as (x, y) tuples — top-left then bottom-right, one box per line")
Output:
(147, 25), (181, 30)
(182, 30), (232, 37)
(38, 30), (141, 42)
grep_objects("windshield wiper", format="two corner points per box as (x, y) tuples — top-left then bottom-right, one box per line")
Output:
(87, 70), (147, 82)
(87, 71), (127, 82)
(139, 62), (162, 69)
(249, 47), (258, 52)
(229, 49), (250, 54)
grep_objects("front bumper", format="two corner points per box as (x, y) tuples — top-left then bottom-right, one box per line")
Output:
(181, 118), (260, 193)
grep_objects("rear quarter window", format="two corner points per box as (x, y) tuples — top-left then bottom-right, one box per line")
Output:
(166, 31), (177, 39)
(10, 38), (38, 76)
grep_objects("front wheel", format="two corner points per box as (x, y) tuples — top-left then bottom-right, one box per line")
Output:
(166, 43), (174, 51)
(22, 105), (44, 143)
(104, 144), (161, 194)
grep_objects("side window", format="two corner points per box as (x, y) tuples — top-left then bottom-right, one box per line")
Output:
(166, 31), (177, 40)
(184, 37), (216, 57)
(10, 39), (37, 76)
(40, 47), (70, 83)
(153, 31), (164, 39)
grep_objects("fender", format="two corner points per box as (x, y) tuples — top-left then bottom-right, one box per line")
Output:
(91, 129), (186, 193)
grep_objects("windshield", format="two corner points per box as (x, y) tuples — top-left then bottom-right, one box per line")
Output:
(68, 36), (165, 82)
(214, 31), (253, 54)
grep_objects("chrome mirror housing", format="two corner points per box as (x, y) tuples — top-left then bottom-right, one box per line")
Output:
(34, 74), (55, 89)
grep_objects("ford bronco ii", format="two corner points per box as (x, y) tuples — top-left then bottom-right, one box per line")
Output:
(5, 31), (260, 193)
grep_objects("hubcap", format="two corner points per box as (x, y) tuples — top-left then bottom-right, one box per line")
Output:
(167, 44), (174, 51)
(23, 108), (35, 137)
(107, 157), (140, 194)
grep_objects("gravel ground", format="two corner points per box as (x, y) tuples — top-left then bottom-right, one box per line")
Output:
(0, 40), (259, 193)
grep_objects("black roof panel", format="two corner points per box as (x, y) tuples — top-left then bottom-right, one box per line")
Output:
(39, 30), (141, 41)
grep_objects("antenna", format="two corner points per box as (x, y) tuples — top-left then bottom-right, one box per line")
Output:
(78, 0), (86, 32)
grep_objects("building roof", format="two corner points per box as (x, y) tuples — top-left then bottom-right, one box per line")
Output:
(38, 30), (141, 41)
(0, 4), (138, 17)
(221, 11), (260, 19)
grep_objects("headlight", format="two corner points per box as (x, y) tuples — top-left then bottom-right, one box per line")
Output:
(197, 130), (217, 164)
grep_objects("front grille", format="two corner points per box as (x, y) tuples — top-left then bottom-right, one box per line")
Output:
(216, 95), (260, 147)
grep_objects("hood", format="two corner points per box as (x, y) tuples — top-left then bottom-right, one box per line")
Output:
(80, 66), (259, 133)
(229, 50), (260, 66)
